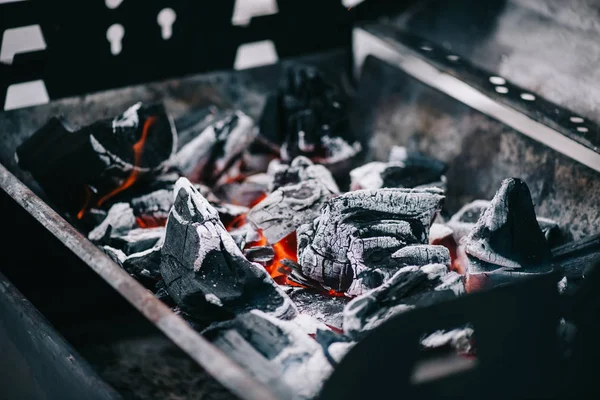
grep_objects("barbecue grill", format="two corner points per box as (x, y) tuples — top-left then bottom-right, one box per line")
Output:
(2, 1), (600, 399)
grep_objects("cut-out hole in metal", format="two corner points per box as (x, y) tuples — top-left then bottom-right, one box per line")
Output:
(231, 0), (279, 26)
(157, 8), (176, 40)
(521, 93), (536, 101)
(577, 127), (589, 133)
(495, 86), (509, 94)
(4, 80), (50, 111)
(234, 40), (278, 70)
(447, 54), (459, 61)
(0, 24), (46, 65)
(570, 116), (584, 124)
(489, 76), (506, 85)
(106, 24), (124, 55)
(105, 0), (124, 9)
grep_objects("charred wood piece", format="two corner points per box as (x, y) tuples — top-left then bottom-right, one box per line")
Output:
(244, 246), (275, 266)
(103, 245), (162, 289)
(342, 263), (464, 340)
(202, 310), (334, 400)
(463, 178), (552, 269)
(109, 227), (165, 255)
(159, 178), (297, 320)
(16, 103), (177, 212)
(268, 156), (339, 193)
(88, 202), (137, 243)
(392, 245), (451, 267)
(130, 189), (173, 224)
(260, 64), (361, 169)
(247, 178), (335, 244)
(171, 110), (256, 185)
(297, 188), (445, 295)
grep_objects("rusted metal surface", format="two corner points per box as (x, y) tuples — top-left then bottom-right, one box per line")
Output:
(0, 271), (121, 400)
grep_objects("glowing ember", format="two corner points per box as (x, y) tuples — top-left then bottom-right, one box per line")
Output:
(97, 116), (157, 207)
(136, 215), (167, 228)
(326, 289), (347, 297)
(432, 234), (467, 275)
(77, 185), (93, 220)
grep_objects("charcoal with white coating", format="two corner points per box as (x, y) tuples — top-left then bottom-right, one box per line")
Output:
(202, 310), (334, 400)
(421, 327), (474, 355)
(285, 287), (351, 330)
(391, 245), (451, 267)
(16, 102), (177, 213)
(297, 188), (445, 296)
(463, 178), (552, 269)
(247, 178), (336, 244)
(159, 178), (297, 320)
(268, 156), (339, 193)
(109, 226), (165, 255)
(243, 246), (275, 266)
(88, 202), (137, 243)
(171, 111), (256, 185)
(342, 263), (464, 340)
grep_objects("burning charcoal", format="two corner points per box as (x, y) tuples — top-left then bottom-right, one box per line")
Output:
(297, 188), (445, 296)
(88, 202), (137, 243)
(171, 110), (256, 185)
(130, 189), (173, 227)
(260, 64), (362, 172)
(247, 178), (336, 244)
(463, 178), (552, 269)
(285, 287), (351, 330)
(421, 327), (474, 355)
(202, 310), (334, 400)
(391, 245), (451, 267)
(429, 223), (454, 244)
(229, 224), (261, 250)
(159, 178), (297, 320)
(212, 180), (267, 208)
(342, 264), (464, 340)
(268, 156), (339, 193)
(464, 257), (553, 293)
(244, 246), (275, 266)
(16, 103), (177, 213)
(350, 154), (447, 191)
(109, 227), (165, 255)
(446, 200), (491, 243)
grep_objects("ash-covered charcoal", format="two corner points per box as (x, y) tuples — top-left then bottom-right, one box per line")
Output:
(313, 328), (356, 366)
(268, 156), (339, 193)
(243, 246), (275, 266)
(342, 264), (464, 340)
(421, 326), (474, 355)
(130, 189), (173, 227)
(173, 105), (221, 149)
(392, 245), (451, 267)
(102, 246), (127, 266)
(260, 64), (362, 172)
(202, 310), (334, 400)
(349, 148), (447, 191)
(247, 177), (335, 244)
(297, 188), (445, 296)
(285, 287), (350, 330)
(171, 110), (256, 185)
(103, 245), (162, 289)
(88, 202), (137, 243)
(464, 257), (553, 293)
(109, 227), (165, 255)
(212, 180), (267, 208)
(228, 224), (261, 250)
(463, 178), (552, 269)
(159, 177), (297, 320)
(16, 103), (177, 213)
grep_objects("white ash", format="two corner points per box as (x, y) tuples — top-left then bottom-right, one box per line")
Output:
(558, 276), (568, 294)
(388, 145), (408, 162)
(312, 135), (362, 165)
(293, 313), (331, 336)
(421, 327), (474, 354)
(159, 177), (297, 320)
(268, 156), (340, 193)
(203, 310), (334, 400)
(286, 287), (350, 330)
(130, 189), (173, 220)
(88, 202), (137, 243)
(204, 293), (223, 307)
(349, 161), (387, 190)
(429, 223), (454, 244)
(297, 188), (445, 295)
(122, 246), (162, 281)
(327, 341), (356, 364)
(342, 263), (464, 339)
(103, 245), (127, 265)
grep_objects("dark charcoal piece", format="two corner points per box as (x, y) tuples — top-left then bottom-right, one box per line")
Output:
(110, 227), (165, 255)
(247, 178), (335, 244)
(243, 246), (275, 266)
(159, 178), (297, 320)
(421, 326), (474, 355)
(130, 189), (173, 225)
(285, 287), (351, 330)
(16, 103), (177, 212)
(88, 202), (137, 243)
(171, 110), (256, 185)
(343, 263), (464, 340)
(552, 233), (600, 282)
(103, 245), (162, 289)
(463, 178), (552, 269)
(391, 245), (451, 267)
(202, 310), (334, 400)
(268, 156), (339, 193)
(297, 188), (445, 296)
(350, 148), (447, 191)
(464, 256), (553, 293)
(260, 64), (362, 171)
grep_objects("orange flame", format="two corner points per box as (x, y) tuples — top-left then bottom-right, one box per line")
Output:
(136, 215), (167, 228)
(77, 185), (93, 220)
(96, 116), (157, 207)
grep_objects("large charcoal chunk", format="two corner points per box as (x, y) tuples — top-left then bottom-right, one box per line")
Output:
(16, 103), (177, 212)
(463, 178), (552, 269)
(343, 264), (464, 340)
(171, 110), (256, 185)
(202, 310), (334, 400)
(247, 178), (334, 244)
(109, 227), (165, 255)
(88, 202), (137, 243)
(159, 178), (297, 320)
(268, 156), (339, 193)
(392, 245), (451, 267)
(297, 188), (445, 295)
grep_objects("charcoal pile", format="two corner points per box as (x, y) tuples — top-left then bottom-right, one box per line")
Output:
(15, 63), (593, 399)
